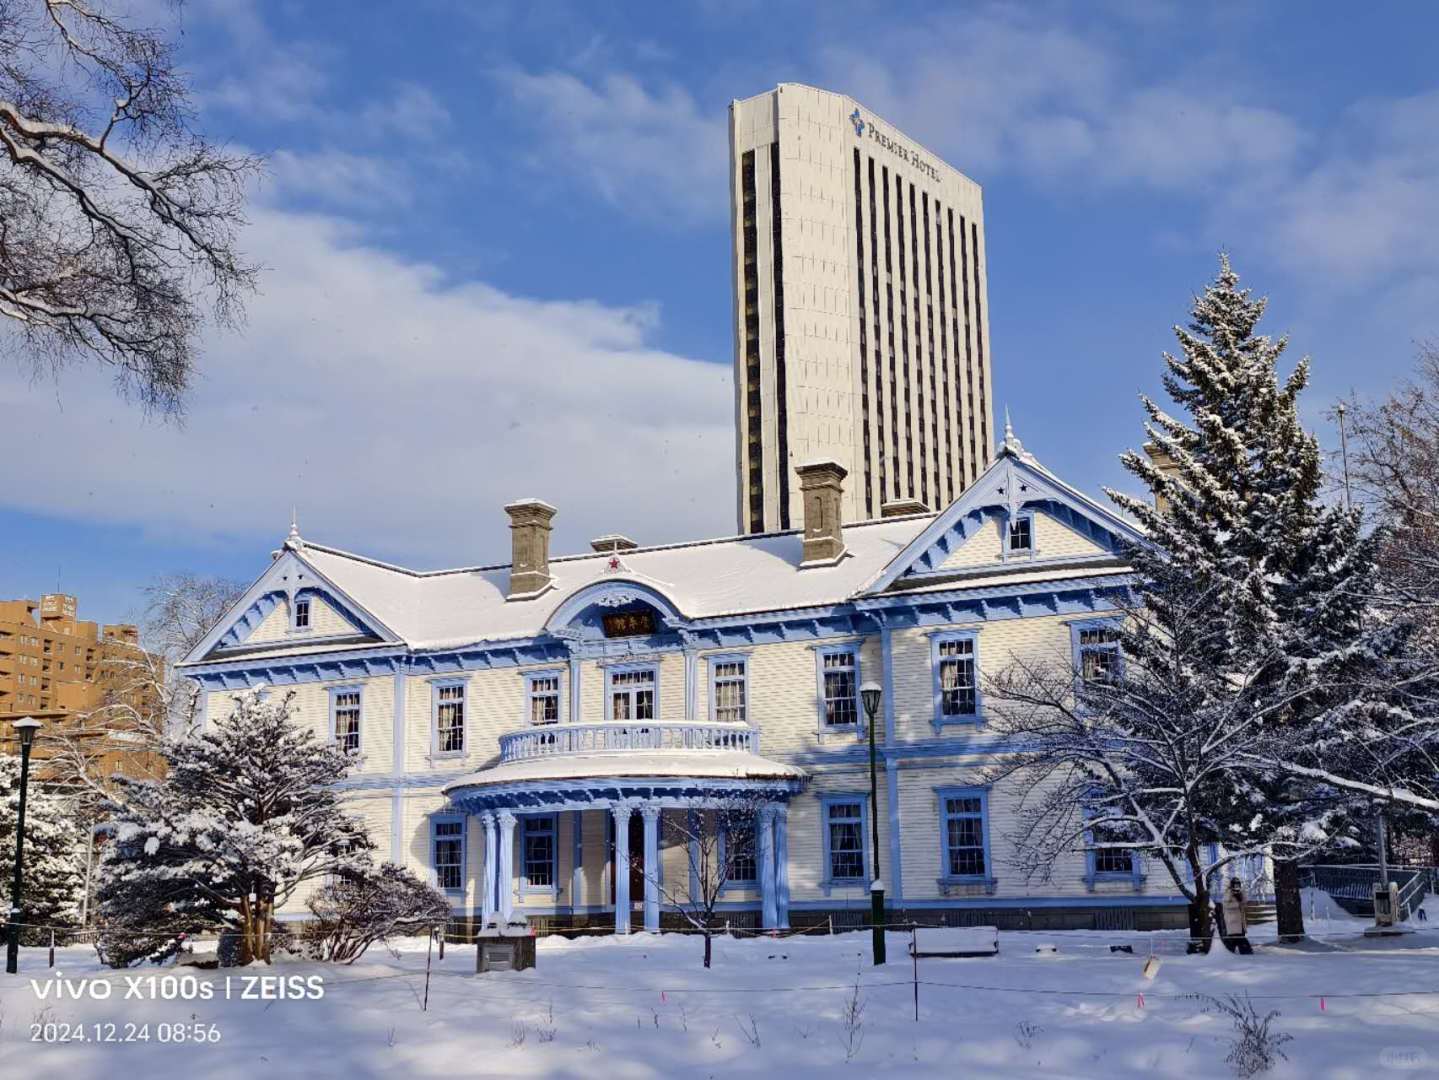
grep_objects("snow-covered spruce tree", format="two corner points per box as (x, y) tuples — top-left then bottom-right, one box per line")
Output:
(96, 690), (374, 966)
(0, 755), (86, 940)
(1107, 255), (1380, 939)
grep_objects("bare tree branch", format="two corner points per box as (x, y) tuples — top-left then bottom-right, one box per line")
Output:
(0, 0), (260, 414)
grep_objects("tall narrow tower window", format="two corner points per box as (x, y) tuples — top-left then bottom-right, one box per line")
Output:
(741, 150), (763, 532)
(853, 147), (873, 517)
(971, 220), (989, 462)
(770, 143), (790, 529)
(869, 156), (886, 507)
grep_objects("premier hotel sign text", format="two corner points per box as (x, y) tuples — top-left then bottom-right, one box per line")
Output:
(851, 109), (942, 183)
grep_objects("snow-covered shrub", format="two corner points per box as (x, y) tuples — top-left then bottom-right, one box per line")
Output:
(301, 863), (450, 964)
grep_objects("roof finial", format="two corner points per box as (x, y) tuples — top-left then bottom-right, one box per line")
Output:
(1001, 406), (1025, 456)
(285, 506), (303, 550)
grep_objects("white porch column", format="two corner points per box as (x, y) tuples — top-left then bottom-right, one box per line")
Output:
(613, 804), (633, 934)
(642, 805), (661, 932)
(759, 805), (778, 930)
(774, 804), (790, 929)
(496, 810), (516, 922)
(480, 811), (498, 926)
(570, 809), (584, 914)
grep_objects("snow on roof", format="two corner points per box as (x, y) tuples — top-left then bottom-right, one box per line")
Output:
(442, 751), (806, 791)
(291, 515), (934, 652)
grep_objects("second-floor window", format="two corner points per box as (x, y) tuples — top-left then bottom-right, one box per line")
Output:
(712, 658), (747, 724)
(435, 683), (465, 753)
(1077, 626), (1121, 685)
(332, 689), (361, 753)
(820, 649), (859, 728)
(937, 637), (978, 717)
(293, 597), (310, 630)
(527, 674), (560, 725)
(609, 668), (656, 721)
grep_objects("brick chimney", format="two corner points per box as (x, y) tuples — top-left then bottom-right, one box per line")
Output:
(505, 499), (557, 598)
(796, 460), (848, 565)
(1144, 442), (1180, 515)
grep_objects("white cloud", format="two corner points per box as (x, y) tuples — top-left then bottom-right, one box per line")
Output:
(822, 10), (1305, 194)
(267, 149), (414, 210)
(0, 208), (736, 569)
(496, 70), (726, 225)
(359, 83), (453, 143)
(1244, 90), (1439, 284)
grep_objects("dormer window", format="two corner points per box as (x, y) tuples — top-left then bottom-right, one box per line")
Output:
(1007, 515), (1032, 553)
(293, 597), (311, 630)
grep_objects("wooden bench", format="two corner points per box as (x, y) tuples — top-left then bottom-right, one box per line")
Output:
(908, 926), (1000, 958)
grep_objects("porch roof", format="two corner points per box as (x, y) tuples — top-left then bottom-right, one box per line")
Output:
(443, 750), (805, 791)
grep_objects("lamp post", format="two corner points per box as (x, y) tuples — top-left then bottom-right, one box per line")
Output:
(859, 682), (885, 966)
(6, 716), (43, 975)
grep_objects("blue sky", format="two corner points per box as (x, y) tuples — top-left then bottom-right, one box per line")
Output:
(3, 0), (1438, 627)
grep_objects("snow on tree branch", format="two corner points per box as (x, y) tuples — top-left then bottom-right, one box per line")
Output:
(0, 0), (259, 414)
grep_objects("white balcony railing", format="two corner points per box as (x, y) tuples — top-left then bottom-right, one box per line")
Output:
(498, 720), (758, 763)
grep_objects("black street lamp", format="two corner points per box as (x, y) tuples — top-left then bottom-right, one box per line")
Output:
(859, 682), (885, 966)
(6, 716), (42, 975)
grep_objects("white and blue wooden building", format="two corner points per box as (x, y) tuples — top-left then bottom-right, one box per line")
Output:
(178, 428), (1189, 933)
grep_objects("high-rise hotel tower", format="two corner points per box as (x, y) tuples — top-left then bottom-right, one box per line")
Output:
(730, 84), (994, 534)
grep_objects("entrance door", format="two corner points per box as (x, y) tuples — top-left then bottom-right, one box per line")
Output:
(609, 814), (648, 908)
(628, 814), (646, 908)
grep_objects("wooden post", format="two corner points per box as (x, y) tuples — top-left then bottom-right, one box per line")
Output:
(438, 922), (446, 962)
(911, 925), (919, 1022)
(422, 924), (434, 1012)
(48, 928), (55, 968)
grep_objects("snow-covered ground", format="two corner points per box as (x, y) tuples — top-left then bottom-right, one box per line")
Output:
(3, 908), (1438, 1079)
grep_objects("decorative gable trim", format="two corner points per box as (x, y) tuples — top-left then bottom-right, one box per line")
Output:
(184, 549), (402, 664)
(860, 445), (1144, 596)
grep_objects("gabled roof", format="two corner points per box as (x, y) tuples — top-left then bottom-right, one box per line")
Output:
(859, 426), (1144, 595)
(181, 429), (1138, 666)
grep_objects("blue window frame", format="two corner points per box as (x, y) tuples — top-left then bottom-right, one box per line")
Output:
(709, 654), (748, 724)
(328, 685), (363, 754)
(815, 646), (860, 729)
(608, 664), (657, 721)
(820, 794), (868, 889)
(930, 630), (981, 729)
(525, 672), (562, 725)
(431, 679), (466, 755)
(291, 595), (311, 631)
(719, 815), (758, 887)
(431, 816), (465, 893)
(1083, 804), (1143, 889)
(937, 787), (993, 883)
(1006, 513), (1033, 554)
(1070, 619), (1123, 687)
(520, 815), (557, 892)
